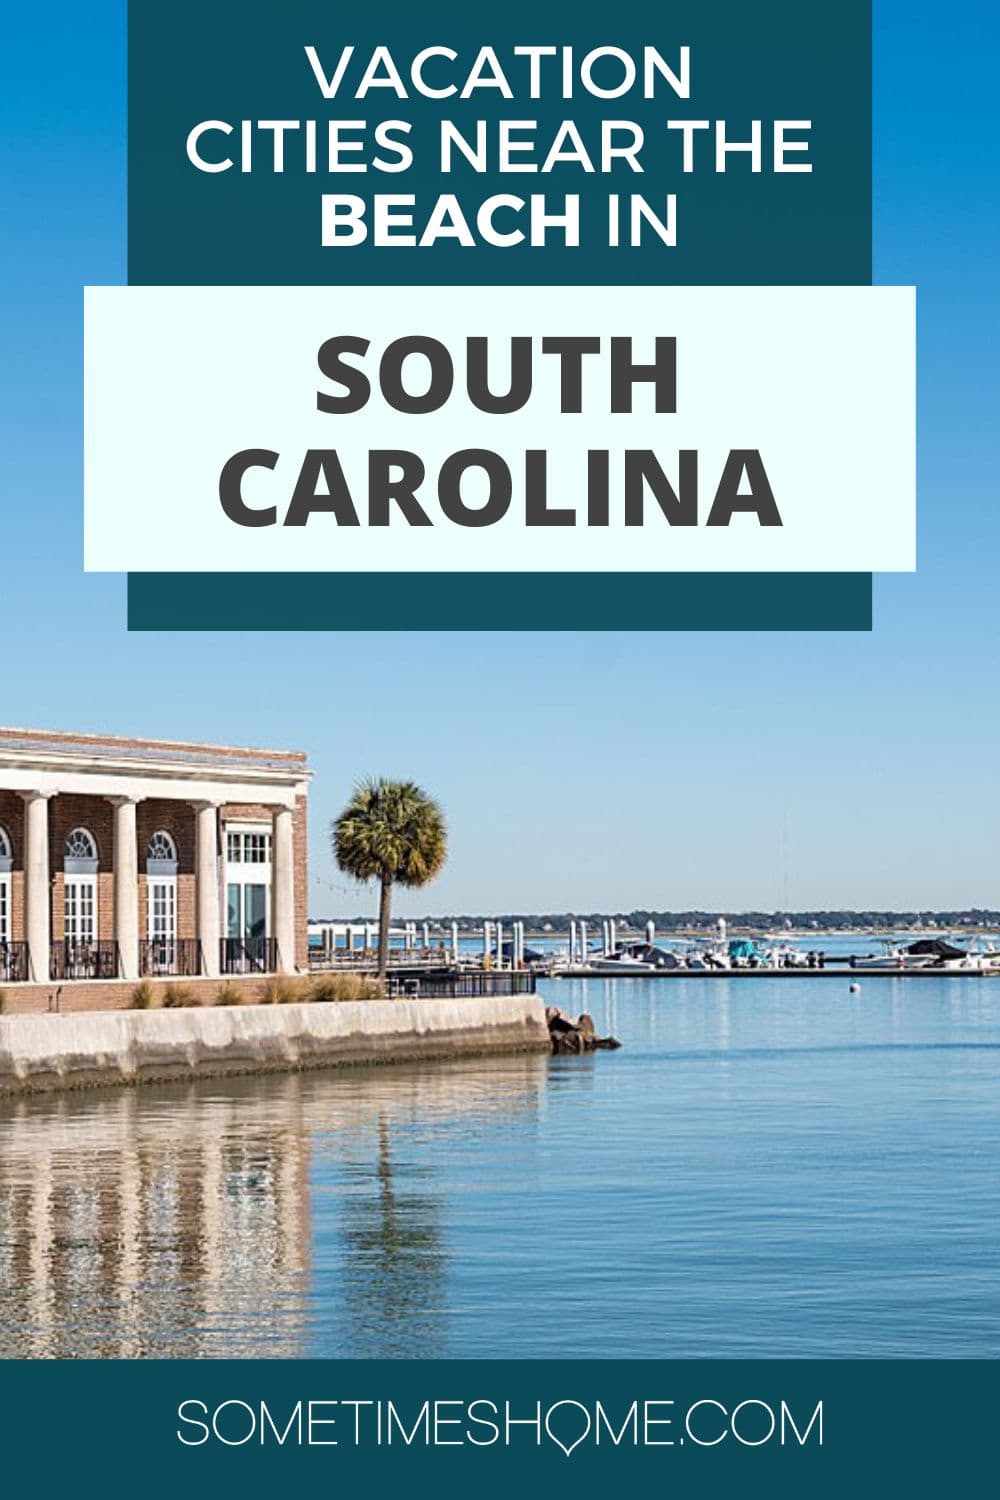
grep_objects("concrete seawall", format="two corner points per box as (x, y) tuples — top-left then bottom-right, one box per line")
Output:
(0, 995), (551, 1095)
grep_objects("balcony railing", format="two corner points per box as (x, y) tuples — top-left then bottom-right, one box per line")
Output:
(0, 941), (29, 983)
(51, 940), (120, 981)
(387, 969), (537, 999)
(139, 938), (203, 978)
(220, 936), (278, 975)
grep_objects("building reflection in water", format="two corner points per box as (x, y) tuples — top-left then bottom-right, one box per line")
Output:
(0, 1054), (546, 1358)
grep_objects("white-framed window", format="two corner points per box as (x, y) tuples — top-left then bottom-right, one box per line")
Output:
(243, 832), (270, 863)
(0, 826), (11, 945)
(146, 829), (178, 948)
(226, 830), (272, 864)
(64, 827), (99, 946)
(224, 823), (272, 943)
(148, 878), (176, 945)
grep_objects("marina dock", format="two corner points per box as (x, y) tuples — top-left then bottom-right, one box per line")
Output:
(549, 964), (996, 980)
(309, 920), (1000, 984)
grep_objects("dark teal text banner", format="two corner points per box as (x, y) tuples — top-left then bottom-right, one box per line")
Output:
(125, 0), (873, 631)
(0, 1358), (994, 1496)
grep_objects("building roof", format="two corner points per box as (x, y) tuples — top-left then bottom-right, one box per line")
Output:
(0, 725), (309, 787)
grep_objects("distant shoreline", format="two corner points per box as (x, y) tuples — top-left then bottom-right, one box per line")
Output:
(311, 923), (1000, 941)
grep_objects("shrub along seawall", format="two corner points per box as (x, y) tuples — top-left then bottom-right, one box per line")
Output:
(0, 989), (551, 1094)
(0, 971), (380, 1018)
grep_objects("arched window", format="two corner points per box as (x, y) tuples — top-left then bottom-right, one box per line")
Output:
(63, 828), (98, 949)
(0, 826), (11, 868)
(146, 829), (178, 874)
(146, 830), (177, 957)
(64, 827), (98, 872)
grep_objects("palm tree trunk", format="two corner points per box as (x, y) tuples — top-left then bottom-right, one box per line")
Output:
(377, 874), (393, 991)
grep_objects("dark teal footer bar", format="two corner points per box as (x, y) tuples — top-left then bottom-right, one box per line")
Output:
(126, 573), (873, 631)
(0, 1358), (994, 1496)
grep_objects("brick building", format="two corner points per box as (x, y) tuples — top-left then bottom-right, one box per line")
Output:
(0, 725), (309, 989)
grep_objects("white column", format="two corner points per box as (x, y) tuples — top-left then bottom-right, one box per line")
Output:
(496, 920), (504, 968)
(569, 919), (577, 966)
(483, 920), (492, 963)
(422, 920), (430, 950)
(21, 791), (51, 983)
(451, 920), (459, 963)
(610, 918), (617, 954)
(194, 801), (221, 979)
(272, 804), (296, 975)
(110, 796), (140, 981)
(580, 920), (588, 965)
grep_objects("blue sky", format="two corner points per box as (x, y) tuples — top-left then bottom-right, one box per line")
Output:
(0, 2), (997, 917)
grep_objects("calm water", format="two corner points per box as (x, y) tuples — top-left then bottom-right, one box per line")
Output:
(1, 974), (998, 1358)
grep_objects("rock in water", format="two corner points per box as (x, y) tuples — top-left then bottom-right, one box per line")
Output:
(546, 1005), (622, 1054)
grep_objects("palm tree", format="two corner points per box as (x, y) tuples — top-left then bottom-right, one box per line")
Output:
(332, 779), (447, 987)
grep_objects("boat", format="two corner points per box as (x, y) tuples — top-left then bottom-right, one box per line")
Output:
(588, 942), (683, 973)
(685, 948), (730, 971)
(852, 938), (984, 972)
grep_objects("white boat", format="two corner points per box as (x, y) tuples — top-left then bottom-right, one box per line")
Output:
(851, 945), (915, 971)
(588, 942), (683, 973)
(684, 949), (730, 971)
(587, 951), (657, 973)
(852, 938), (985, 972)
(931, 951), (991, 972)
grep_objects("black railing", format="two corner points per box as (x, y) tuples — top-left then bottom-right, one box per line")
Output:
(220, 936), (278, 974)
(139, 938), (203, 978)
(388, 969), (537, 999)
(309, 947), (453, 972)
(51, 940), (120, 981)
(0, 941), (29, 983)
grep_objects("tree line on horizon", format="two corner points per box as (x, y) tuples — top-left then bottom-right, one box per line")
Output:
(313, 905), (1000, 932)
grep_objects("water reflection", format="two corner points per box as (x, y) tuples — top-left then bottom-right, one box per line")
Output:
(0, 1080), (312, 1357)
(3, 976), (998, 1359)
(332, 1116), (447, 1358)
(0, 1056), (546, 1358)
